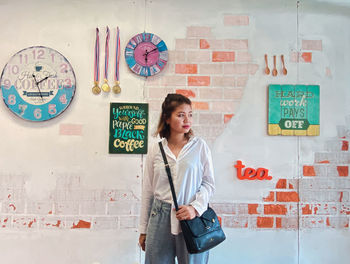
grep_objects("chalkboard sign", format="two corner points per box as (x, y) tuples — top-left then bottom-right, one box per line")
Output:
(109, 103), (148, 154)
(268, 84), (320, 136)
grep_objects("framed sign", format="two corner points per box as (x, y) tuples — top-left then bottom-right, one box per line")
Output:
(109, 102), (148, 154)
(268, 84), (320, 136)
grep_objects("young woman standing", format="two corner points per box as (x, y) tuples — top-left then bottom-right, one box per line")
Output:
(139, 94), (215, 264)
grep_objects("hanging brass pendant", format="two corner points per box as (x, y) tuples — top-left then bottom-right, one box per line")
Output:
(92, 81), (101, 95)
(112, 81), (121, 94)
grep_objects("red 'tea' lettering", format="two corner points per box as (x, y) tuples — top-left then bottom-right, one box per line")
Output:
(234, 160), (272, 180)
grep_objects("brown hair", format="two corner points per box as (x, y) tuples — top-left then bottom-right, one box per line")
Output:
(155, 93), (193, 140)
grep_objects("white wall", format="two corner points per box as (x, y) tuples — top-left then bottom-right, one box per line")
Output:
(0, 0), (349, 263)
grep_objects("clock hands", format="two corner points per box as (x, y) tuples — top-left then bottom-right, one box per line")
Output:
(32, 74), (44, 101)
(143, 48), (158, 66)
(37, 75), (50, 84)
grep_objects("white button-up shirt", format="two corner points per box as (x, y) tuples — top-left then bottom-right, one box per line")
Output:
(139, 136), (215, 235)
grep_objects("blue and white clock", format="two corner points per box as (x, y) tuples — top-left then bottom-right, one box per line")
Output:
(0, 46), (76, 121)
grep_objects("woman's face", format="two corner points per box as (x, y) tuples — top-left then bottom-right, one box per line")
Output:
(167, 103), (193, 136)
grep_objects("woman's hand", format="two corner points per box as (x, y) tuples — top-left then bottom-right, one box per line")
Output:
(139, 234), (146, 251)
(176, 205), (197, 221)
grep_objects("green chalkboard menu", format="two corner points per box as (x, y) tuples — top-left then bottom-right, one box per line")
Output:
(109, 103), (148, 154)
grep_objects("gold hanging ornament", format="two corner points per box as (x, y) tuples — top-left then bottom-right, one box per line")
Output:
(101, 79), (111, 92)
(112, 81), (121, 94)
(92, 81), (101, 95)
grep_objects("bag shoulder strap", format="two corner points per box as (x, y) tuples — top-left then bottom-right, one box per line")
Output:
(158, 141), (179, 211)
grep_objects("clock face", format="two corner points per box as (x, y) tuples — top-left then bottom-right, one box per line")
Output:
(0, 46), (76, 121)
(125, 33), (168, 76)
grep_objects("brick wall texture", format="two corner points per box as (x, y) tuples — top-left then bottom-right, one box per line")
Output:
(1, 16), (347, 231)
(213, 120), (350, 230)
(146, 15), (258, 144)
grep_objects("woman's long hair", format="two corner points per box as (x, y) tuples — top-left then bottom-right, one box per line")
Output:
(155, 93), (193, 140)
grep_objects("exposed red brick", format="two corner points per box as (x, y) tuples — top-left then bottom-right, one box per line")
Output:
(192, 101), (209, 110)
(319, 160), (330, 164)
(218, 216), (222, 226)
(289, 183), (294, 189)
(257, 217), (274, 228)
(264, 204), (287, 215)
(248, 204), (259, 215)
(212, 51), (235, 62)
(303, 166), (316, 176)
(276, 217), (282, 228)
(337, 166), (349, 177)
(224, 114), (234, 124)
(175, 64), (198, 74)
(302, 204), (312, 215)
(263, 192), (275, 202)
(72, 220), (91, 229)
(200, 39), (210, 49)
(326, 217), (331, 227)
(188, 76), (210, 86)
(276, 192), (300, 202)
(301, 52), (312, 63)
(342, 141), (349, 151)
(176, 89), (196, 98)
(276, 179), (287, 189)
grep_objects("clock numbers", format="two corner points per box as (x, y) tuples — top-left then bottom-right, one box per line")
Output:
(8, 94), (16, 105)
(19, 54), (28, 64)
(6, 65), (19, 75)
(151, 35), (161, 45)
(2, 79), (11, 89)
(132, 63), (142, 74)
(34, 108), (42, 119)
(18, 104), (27, 116)
(48, 104), (57, 115)
(133, 34), (143, 45)
(60, 94), (67, 104)
(32, 49), (45, 60)
(144, 33), (152, 42)
(159, 51), (168, 61)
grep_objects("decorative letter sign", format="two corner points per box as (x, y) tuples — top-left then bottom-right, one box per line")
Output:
(268, 84), (320, 136)
(234, 160), (272, 180)
(109, 103), (148, 154)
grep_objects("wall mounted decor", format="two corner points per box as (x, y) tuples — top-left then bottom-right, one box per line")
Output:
(112, 27), (121, 94)
(109, 102), (148, 154)
(268, 84), (320, 136)
(234, 160), (272, 180)
(125, 32), (168, 76)
(0, 46), (76, 121)
(101, 26), (111, 93)
(92, 28), (101, 95)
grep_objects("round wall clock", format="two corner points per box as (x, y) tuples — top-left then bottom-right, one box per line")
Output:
(125, 32), (168, 76)
(0, 46), (76, 122)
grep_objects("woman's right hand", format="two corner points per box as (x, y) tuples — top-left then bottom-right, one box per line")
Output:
(139, 234), (146, 251)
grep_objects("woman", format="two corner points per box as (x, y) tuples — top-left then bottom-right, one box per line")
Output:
(139, 93), (215, 264)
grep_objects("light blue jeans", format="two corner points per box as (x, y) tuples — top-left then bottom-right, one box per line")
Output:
(145, 198), (209, 264)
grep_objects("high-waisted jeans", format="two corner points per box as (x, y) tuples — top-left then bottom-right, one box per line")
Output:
(145, 198), (209, 264)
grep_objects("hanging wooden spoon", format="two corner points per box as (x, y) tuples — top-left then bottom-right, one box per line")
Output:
(272, 55), (278, 76)
(281, 55), (287, 75)
(264, 54), (270, 75)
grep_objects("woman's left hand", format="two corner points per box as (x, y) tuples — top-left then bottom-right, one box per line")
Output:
(176, 205), (197, 221)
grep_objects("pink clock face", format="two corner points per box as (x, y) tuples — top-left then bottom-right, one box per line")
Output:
(134, 42), (159, 67)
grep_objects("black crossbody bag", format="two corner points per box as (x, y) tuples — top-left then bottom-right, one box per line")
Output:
(158, 142), (226, 254)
